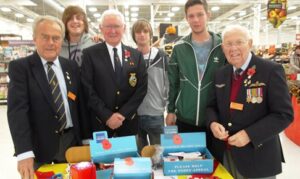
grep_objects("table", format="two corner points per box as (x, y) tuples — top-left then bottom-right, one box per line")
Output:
(36, 160), (233, 179)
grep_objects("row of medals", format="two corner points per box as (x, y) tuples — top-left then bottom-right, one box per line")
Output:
(244, 77), (263, 104)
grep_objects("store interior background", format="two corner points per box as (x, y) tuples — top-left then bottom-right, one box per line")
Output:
(0, 0), (300, 178)
(0, 0), (299, 46)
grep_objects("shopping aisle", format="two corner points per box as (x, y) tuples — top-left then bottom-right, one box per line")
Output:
(0, 105), (300, 178)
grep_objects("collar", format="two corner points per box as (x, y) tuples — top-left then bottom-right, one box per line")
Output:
(40, 56), (60, 67)
(106, 42), (122, 52)
(233, 52), (252, 72)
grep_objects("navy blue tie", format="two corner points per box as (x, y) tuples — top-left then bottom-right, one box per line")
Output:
(113, 48), (122, 85)
(47, 62), (66, 132)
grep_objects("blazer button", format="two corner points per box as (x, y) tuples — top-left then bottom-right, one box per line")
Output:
(54, 115), (58, 119)
(55, 130), (59, 134)
(117, 91), (120, 95)
(115, 106), (119, 110)
(228, 122), (232, 127)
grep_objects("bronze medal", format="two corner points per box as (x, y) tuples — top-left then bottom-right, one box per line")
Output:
(251, 97), (257, 103)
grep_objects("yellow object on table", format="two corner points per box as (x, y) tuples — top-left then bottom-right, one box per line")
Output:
(35, 163), (69, 179)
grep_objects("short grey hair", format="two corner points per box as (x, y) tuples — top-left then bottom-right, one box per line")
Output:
(32, 15), (65, 39)
(221, 24), (251, 41)
(99, 9), (125, 27)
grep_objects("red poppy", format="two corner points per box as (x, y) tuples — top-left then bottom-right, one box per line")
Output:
(173, 134), (183, 145)
(247, 67), (256, 76)
(101, 139), (112, 150)
(125, 50), (131, 59)
(124, 157), (134, 166)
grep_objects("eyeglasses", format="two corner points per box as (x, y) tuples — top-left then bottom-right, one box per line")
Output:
(223, 40), (247, 48)
(102, 25), (123, 30)
(40, 34), (62, 43)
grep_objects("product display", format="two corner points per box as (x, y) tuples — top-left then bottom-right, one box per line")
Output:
(0, 38), (34, 103)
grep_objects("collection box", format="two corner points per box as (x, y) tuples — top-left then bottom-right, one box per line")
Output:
(113, 157), (152, 179)
(161, 132), (213, 176)
(89, 131), (138, 179)
(89, 131), (138, 163)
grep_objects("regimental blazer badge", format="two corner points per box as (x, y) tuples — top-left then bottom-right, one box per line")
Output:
(129, 73), (137, 87)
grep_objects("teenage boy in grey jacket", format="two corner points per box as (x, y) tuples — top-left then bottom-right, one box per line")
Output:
(131, 19), (169, 153)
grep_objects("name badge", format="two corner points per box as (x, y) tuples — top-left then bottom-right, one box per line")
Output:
(230, 102), (243, 111)
(68, 91), (76, 101)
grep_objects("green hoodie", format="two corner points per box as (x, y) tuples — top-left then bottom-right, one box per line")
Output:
(167, 31), (226, 127)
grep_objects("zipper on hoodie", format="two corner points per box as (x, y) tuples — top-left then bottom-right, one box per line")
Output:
(184, 41), (221, 126)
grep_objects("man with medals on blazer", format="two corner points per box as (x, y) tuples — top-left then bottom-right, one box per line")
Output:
(206, 25), (293, 179)
(7, 16), (85, 179)
(81, 9), (147, 138)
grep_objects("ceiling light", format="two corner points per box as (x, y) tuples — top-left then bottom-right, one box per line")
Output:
(131, 17), (137, 22)
(164, 17), (171, 21)
(131, 13), (138, 18)
(168, 12), (175, 17)
(130, 7), (139, 12)
(124, 4), (129, 9)
(228, 16), (236, 20)
(93, 13), (101, 18)
(15, 13), (24, 18)
(171, 7), (180, 12)
(239, 11), (246, 16)
(26, 18), (34, 22)
(288, 6), (297, 10)
(1, 7), (11, 12)
(89, 7), (97, 12)
(211, 6), (220, 11)
(291, 16), (299, 20)
(261, 16), (267, 20)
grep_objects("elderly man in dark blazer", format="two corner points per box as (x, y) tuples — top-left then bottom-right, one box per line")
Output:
(206, 25), (293, 179)
(7, 16), (85, 179)
(81, 9), (147, 138)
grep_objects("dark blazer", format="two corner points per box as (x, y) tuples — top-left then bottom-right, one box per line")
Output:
(7, 52), (82, 163)
(206, 54), (293, 178)
(81, 42), (147, 137)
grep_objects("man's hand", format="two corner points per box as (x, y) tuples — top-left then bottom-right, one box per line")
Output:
(106, 113), (124, 129)
(166, 113), (176, 126)
(210, 122), (229, 140)
(228, 129), (250, 147)
(17, 157), (34, 179)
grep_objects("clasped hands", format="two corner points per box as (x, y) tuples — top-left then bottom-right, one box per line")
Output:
(106, 113), (125, 130)
(210, 122), (250, 147)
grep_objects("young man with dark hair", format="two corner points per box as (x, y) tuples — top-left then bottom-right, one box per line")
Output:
(166, 0), (226, 157)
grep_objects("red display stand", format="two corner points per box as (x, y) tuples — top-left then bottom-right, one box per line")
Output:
(285, 96), (300, 146)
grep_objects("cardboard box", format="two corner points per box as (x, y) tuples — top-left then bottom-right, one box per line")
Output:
(90, 131), (138, 179)
(90, 131), (138, 163)
(114, 157), (152, 179)
(161, 132), (213, 176)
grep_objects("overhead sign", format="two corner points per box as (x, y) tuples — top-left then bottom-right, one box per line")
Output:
(267, 0), (287, 28)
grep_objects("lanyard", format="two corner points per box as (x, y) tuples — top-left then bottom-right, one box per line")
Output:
(68, 41), (79, 61)
(145, 48), (152, 69)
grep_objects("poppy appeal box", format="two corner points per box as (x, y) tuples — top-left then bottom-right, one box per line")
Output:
(113, 157), (152, 179)
(89, 131), (138, 163)
(89, 131), (138, 179)
(161, 132), (213, 176)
